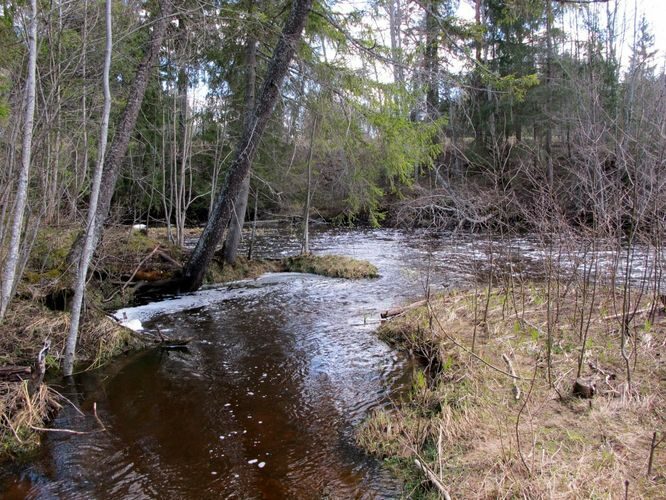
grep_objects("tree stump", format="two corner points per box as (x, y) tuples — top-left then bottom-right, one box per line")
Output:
(573, 377), (596, 398)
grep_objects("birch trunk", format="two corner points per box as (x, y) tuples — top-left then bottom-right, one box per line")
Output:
(62, 0), (113, 376)
(67, 0), (173, 266)
(62, 0), (113, 377)
(0, 0), (38, 319)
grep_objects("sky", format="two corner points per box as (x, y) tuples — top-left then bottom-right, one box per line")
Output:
(342, 0), (666, 81)
(469, 0), (666, 65)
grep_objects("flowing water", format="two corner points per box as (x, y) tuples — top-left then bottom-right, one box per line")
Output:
(1, 227), (661, 499)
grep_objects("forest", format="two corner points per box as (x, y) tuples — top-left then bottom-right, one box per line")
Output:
(0, 0), (665, 497)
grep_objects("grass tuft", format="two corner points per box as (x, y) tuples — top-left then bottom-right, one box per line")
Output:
(282, 254), (379, 279)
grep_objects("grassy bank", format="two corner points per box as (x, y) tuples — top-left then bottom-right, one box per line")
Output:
(0, 225), (377, 461)
(359, 285), (665, 498)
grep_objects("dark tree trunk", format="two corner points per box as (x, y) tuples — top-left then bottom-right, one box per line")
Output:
(67, 0), (173, 265)
(224, 5), (257, 266)
(424, 0), (439, 119)
(180, 0), (313, 292)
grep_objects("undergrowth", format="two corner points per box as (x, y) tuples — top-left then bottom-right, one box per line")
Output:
(359, 285), (666, 498)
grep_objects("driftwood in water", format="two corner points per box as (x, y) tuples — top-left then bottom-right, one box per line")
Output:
(381, 299), (428, 319)
(153, 326), (192, 349)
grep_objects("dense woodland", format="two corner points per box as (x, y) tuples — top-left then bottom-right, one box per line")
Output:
(0, 0), (664, 389)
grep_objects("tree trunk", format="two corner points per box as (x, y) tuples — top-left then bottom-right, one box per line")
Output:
(0, 0), (38, 320)
(247, 185), (259, 260)
(545, 0), (554, 190)
(302, 116), (317, 255)
(224, 175), (251, 264)
(388, 0), (404, 85)
(180, 0), (313, 292)
(62, 0), (113, 377)
(224, 6), (257, 266)
(424, 0), (439, 119)
(67, 0), (173, 266)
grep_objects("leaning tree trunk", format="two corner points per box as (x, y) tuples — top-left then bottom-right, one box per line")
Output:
(67, 0), (173, 266)
(180, 0), (313, 292)
(62, 0), (113, 377)
(0, 0), (38, 320)
(224, 6), (257, 266)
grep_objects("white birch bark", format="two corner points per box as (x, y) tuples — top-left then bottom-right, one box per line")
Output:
(0, 0), (38, 319)
(63, 0), (112, 376)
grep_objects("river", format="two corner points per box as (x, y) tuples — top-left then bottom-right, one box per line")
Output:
(0, 227), (660, 498)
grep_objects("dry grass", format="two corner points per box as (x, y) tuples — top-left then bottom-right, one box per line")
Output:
(359, 285), (666, 498)
(0, 381), (60, 459)
(206, 256), (283, 283)
(282, 254), (379, 279)
(0, 300), (144, 371)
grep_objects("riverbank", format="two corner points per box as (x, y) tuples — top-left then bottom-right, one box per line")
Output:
(0, 225), (377, 461)
(358, 285), (666, 498)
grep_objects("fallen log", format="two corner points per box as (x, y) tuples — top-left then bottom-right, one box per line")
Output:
(0, 365), (31, 381)
(381, 299), (428, 319)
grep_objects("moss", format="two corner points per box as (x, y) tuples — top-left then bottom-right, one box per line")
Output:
(27, 227), (77, 277)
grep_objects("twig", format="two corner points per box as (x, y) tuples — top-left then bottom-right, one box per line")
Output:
(48, 387), (85, 417)
(122, 245), (161, 291)
(502, 353), (521, 400)
(29, 425), (98, 435)
(516, 357), (539, 476)
(647, 431), (664, 478)
(428, 303), (526, 380)
(93, 402), (106, 432)
(414, 458), (452, 500)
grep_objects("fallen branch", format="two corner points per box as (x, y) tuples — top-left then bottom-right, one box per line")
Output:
(502, 353), (521, 400)
(381, 299), (428, 319)
(0, 366), (31, 380)
(414, 458), (452, 500)
(156, 249), (182, 268)
(29, 425), (98, 435)
(603, 305), (653, 322)
(122, 245), (161, 291)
